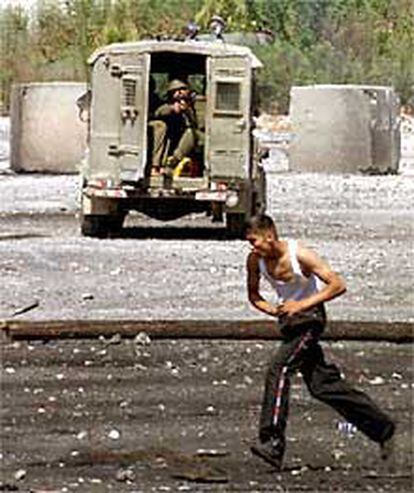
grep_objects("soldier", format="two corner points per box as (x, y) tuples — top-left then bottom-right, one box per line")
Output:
(150, 79), (202, 175)
(147, 77), (166, 174)
(246, 214), (395, 471)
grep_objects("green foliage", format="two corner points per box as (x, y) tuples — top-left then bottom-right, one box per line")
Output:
(0, 5), (30, 112)
(1, 0), (413, 114)
(195, 0), (251, 30)
(250, 0), (414, 111)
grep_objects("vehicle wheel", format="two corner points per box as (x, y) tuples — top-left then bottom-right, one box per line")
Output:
(226, 213), (246, 239)
(211, 203), (223, 223)
(108, 214), (125, 236)
(80, 214), (124, 238)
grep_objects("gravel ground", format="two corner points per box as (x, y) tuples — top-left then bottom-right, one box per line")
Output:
(1, 337), (412, 492)
(1, 169), (413, 492)
(0, 171), (413, 323)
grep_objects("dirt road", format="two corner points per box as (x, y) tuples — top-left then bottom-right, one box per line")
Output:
(0, 170), (413, 491)
(0, 172), (413, 323)
(1, 336), (412, 492)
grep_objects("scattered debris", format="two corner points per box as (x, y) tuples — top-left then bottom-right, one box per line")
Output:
(76, 431), (88, 440)
(134, 331), (151, 346)
(115, 467), (136, 482)
(1, 335), (411, 490)
(12, 301), (39, 317)
(81, 293), (94, 301)
(89, 478), (102, 484)
(195, 449), (228, 458)
(108, 429), (121, 440)
(70, 447), (228, 483)
(363, 472), (412, 479)
(13, 469), (26, 481)
(332, 449), (346, 461)
(104, 333), (122, 346)
(368, 376), (385, 385)
(337, 421), (358, 436)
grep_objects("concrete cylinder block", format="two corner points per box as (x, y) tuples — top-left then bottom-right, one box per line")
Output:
(289, 85), (400, 174)
(11, 82), (88, 173)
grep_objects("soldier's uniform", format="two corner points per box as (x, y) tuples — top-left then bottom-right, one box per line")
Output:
(149, 79), (202, 172)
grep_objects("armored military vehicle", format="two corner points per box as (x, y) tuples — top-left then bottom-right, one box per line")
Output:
(80, 38), (266, 237)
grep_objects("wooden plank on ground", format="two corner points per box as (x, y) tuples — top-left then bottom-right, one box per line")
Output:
(1, 319), (413, 342)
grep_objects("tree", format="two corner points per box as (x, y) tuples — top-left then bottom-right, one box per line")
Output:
(0, 0), (413, 114)
(0, 5), (29, 113)
(195, 0), (251, 30)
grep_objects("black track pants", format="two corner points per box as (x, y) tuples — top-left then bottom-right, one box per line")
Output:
(259, 327), (395, 455)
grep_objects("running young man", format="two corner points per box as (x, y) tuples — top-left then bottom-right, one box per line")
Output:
(246, 214), (395, 471)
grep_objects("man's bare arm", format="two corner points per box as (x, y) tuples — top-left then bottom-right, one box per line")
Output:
(247, 252), (279, 317)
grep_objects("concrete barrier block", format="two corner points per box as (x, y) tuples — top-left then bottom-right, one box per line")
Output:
(11, 82), (87, 173)
(289, 85), (400, 173)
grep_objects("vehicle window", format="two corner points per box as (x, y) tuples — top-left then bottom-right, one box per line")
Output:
(122, 77), (137, 107)
(215, 82), (241, 112)
(188, 74), (206, 95)
(151, 73), (169, 96)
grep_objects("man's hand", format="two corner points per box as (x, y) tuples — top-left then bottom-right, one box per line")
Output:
(172, 100), (189, 113)
(172, 101), (182, 113)
(265, 304), (281, 317)
(178, 99), (189, 111)
(277, 300), (306, 317)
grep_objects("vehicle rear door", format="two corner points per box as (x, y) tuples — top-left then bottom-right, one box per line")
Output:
(206, 55), (252, 179)
(116, 53), (150, 181)
(90, 52), (149, 183)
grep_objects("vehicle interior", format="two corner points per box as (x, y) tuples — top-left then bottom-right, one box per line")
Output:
(147, 52), (207, 179)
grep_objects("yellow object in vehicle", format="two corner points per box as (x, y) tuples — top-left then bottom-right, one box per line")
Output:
(173, 157), (192, 177)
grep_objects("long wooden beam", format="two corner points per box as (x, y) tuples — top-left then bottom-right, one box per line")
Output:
(1, 319), (413, 342)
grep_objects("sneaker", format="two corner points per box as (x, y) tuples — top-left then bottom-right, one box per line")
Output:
(380, 433), (395, 461)
(250, 439), (283, 470)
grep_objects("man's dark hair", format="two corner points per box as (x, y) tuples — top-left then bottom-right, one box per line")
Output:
(246, 214), (278, 236)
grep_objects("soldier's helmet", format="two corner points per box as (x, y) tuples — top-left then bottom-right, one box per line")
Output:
(167, 79), (188, 93)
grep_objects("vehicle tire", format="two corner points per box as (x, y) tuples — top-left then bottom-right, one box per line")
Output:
(81, 214), (125, 238)
(226, 212), (246, 239)
(108, 214), (125, 236)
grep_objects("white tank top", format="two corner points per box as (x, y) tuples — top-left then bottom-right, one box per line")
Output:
(258, 240), (321, 302)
